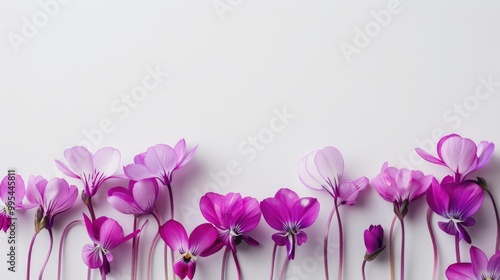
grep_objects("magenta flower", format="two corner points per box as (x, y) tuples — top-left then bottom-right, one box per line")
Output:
(260, 188), (320, 260)
(0, 175), (26, 232)
(298, 146), (368, 204)
(160, 219), (218, 280)
(446, 246), (500, 280)
(200, 192), (261, 252)
(107, 179), (159, 216)
(124, 139), (197, 185)
(371, 162), (433, 219)
(364, 224), (386, 261)
(55, 146), (122, 197)
(25, 176), (78, 232)
(82, 214), (139, 275)
(416, 134), (494, 182)
(426, 177), (484, 244)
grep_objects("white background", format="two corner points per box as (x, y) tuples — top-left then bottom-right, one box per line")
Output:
(1, 0), (500, 279)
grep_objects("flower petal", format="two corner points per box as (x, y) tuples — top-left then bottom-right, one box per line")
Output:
(439, 135), (478, 176)
(470, 246), (488, 277)
(297, 151), (324, 191)
(438, 220), (458, 237)
(449, 182), (484, 219)
(415, 148), (444, 165)
(160, 219), (189, 253)
(296, 230), (307, 246)
(55, 160), (80, 179)
(189, 223), (218, 256)
(132, 179), (158, 214)
(260, 198), (288, 231)
(186, 259), (197, 280)
(63, 146), (94, 176)
(426, 178), (450, 217)
(364, 230), (379, 254)
(82, 244), (103, 269)
(445, 263), (475, 280)
(107, 187), (142, 215)
(236, 196), (261, 233)
(93, 147), (121, 178)
(199, 192), (224, 229)
(144, 144), (177, 179)
(314, 146), (344, 187)
(274, 188), (299, 210)
(476, 141), (494, 170)
(173, 258), (189, 279)
(291, 197), (319, 229)
(487, 250), (500, 278)
(124, 163), (157, 181)
(99, 218), (126, 250)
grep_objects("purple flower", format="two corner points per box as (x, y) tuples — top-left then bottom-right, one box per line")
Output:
(124, 139), (197, 186)
(160, 219), (218, 280)
(446, 246), (500, 280)
(260, 188), (320, 260)
(416, 134), (494, 182)
(82, 214), (139, 274)
(371, 162), (433, 219)
(364, 224), (386, 261)
(55, 146), (122, 197)
(0, 175), (26, 232)
(298, 146), (368, 205)
(426, 177), (484, 244)
(107, 179), (159, 216)
(25, 176), (78, 232)
(200, 192), (261, 252)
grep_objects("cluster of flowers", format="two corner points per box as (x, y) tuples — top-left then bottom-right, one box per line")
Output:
(0, 134), (499, 280)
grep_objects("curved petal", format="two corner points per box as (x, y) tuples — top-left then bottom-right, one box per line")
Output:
(272, 232), (288, 246)
(173, 258), (189, 279)
(314, 146), (344, 187)
(438, 220), (458, 236)
(123, 164), (157, 181)
(1, 175), (26, 207)
(236, 197), (261, 233)
(55, 160), (80, 179)
(338, 177), (368, 205)
(415, 148), (444, 165)
(470, 246), (488, 277)
(83, 214), (98, 243)
(297, 151), (324, 191)
(51, 183), (78, 215)
(82, 244), (103, 269)
(476, 141), (494, 170)
(160, 219), (189, 253)
(439, 136), (478, 176)
(260, 198), (288, 231)
(449, 182), (484, 219)
(63, 146), (94, 176)
(186, 259), (197, 280)
(144, 144), (177, 178)
(220, 193), (243, 229)
(175, 139), (198, 170)
(199, 193), (224, 229)
(132, 179), (158, 214)
(93, 147), (121, 177)
(445, 263), (476, 280)
(189, 223), (218, 256)
(487, 250), (500, 278)
(99, 218), (125, 250)
(456, 223), (472, 244)
(371, 163), (397, 203)
(199, 237), (224, 257)
(242, 235), (260, 247)
(291, 197), (320, 229)
(107, 187), (141, 215)
(274, 188), (299, 210)
(364, 230), (379, 254)
(426, 178), (450, 217)
(296, 230), (307, 246)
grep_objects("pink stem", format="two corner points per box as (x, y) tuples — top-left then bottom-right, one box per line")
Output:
(455, 234), (461, 263)
(38, 230), (53, 280)
(269, 244), (278, 280)
(389, 215), (397, 280)
(324, 205), (337, 280)
(400, 218), (405, 280)
(166, 181), (176, 280)
(361, 260), (367, 280)
(278, 255), (289, 280)
(486, 190), (500, 251)
(87, 268), (91, 280)
(57, 220), (83, 280)
(147, 232), (161, 280)
(232, 250), (242, 280)
(221, 247), (230, 280)
(132, 217), (138, 280)
(27, 232), (38, 280)
(334, 198), (343, 280)
(426, 208), (438, 280)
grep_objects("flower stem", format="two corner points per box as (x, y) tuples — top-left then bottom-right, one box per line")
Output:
(38, 230), (54, 280)
(58, 220), (83, 280)
(486, 189), (500, 252)
(221, 247), (230, 280)
(134, 219), (149, 280)
(279, 256), (289, 280)
(87, 268), (91, 280)
(455, 234), (461, 263)
(324, 204), (337, 280)
(426, 208), (438, 280)
(87, 197), (97, 221)
(400, 218), (405, 280)
(27, 232), (38, 280)
(361, 260), (367, 280)
(334, 198), (344, 280)
(166, 181), (175, 220)
(232, 249), (242, 280)
(165, 181), (176, 280)
(270, 244), (278, 280)
(147, 232), (161, 280)
(132, 217), (138, 280)
(389, 215), (397, 280)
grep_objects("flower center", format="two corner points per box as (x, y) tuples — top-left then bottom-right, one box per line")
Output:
(182, 251), (196, 263)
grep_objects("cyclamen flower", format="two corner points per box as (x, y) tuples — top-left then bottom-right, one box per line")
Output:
(446, 246), (500, 280)
(124, 139), (197, 185)
(160, 219), (218, 280)
(298, 146), (369, 204)
(260, 188), (320, 260)
(56, 146), (122, 197)
(371, 162), (433, 219)
(82, 214), (139, 275)
(0, 175), (25, 232)
(364, 224), (386, 261)
(426, 177), (484, 244)
(25, 176), (78, 232)
(416, 134), (494, 182)
(107, 179), (159, 216)
(200, 192), (261, 252)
